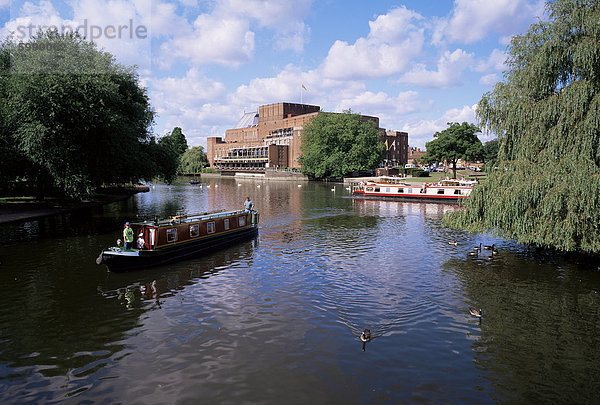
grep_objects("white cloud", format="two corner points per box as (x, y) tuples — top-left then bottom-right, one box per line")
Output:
(335, 90), (421, 117)
(474, 48), (507, 73)
(400, 48), (474, 88)
(322, 6), (425, 80)
(0, 0), (9, 8)
(214, 0), (313, 52)
(402, 104), (478, 147)
(161, 14), (254, 68)
(480, 73), (500, 87)
(445, 0), (546, 44)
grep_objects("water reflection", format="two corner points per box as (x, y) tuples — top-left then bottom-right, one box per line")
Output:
(1, 179), (600, 403)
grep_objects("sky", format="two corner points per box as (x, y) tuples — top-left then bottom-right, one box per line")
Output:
(0, 0), (547, 149)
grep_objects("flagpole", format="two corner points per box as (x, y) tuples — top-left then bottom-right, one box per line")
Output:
(300, 84), (303, 104)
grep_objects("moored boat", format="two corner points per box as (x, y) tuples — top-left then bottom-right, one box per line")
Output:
(96, 210), (259, 272)
(352, 176), (476, 203)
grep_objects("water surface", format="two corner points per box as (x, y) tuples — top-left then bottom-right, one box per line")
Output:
(1, 178), (599, 403)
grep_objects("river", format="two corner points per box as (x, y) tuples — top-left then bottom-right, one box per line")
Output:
(1, 178), (599, 404)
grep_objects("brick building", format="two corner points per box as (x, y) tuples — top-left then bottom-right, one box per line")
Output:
(207, 102), (409, 171)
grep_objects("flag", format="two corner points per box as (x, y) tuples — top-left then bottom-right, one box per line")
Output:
(385, 140), (389, 150)
(391, 140), (396, 150)
(302, 84), (307, 90)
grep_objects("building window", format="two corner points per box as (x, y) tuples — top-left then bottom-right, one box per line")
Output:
(167, 228), (177, 242)
(224, 219), (230, 230)
(207, 222), (215, 234)
(239, 216), (246, 226)
(190, 224), (199, 238)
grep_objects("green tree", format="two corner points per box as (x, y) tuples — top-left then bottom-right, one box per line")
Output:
(3, 30), (155, 198)
(422, 122), (483, 179)
(299, 110), (384, 179)
(446, 0), (600, 253)
(482, 139), (499, 163)
(155, 127), (189, 183)
(178, 146), (209, 175)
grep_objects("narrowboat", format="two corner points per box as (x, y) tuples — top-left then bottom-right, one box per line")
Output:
(352, 176), (476, 203)
(96, 210), (259, 272)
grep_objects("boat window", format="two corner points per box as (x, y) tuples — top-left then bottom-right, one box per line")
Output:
(374, 187), (380, 192)
(167, 228), (177, 242)
(224, 219), (230, 230)
(207, 222), (215, 234)
(398, 188), (404, 193)
(239, 215), (246, 226)
(454, 189), (461, 195)
(438, 189), (445, 194)
(385, 188), (390, 193)
(190, 224), (199, 237)
(366, 187), (373, 192)
(407, 188), (412, 194)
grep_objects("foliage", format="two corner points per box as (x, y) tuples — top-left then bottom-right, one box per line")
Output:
(446, 0), (600, 253)
(483, 139), (499, 164)
(1, 30), (160, 199)
(151, 127), (189, 183)
(299, 110), (385, 179)
(422, 122), (484, 179)
(178, 146), (209, 174)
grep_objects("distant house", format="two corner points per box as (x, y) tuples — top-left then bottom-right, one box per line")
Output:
(407, 147), (427, 165)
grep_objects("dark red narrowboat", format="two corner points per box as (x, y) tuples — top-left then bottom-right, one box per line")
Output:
(96, 210), (259, 272)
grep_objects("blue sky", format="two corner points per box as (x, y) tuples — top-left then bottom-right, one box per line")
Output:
(1, 0), (547, 148)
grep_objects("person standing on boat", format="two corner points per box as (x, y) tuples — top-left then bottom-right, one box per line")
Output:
(123, 222), (134, 250)
(244, 197), (254, 212)
(137, 233), (145, 250)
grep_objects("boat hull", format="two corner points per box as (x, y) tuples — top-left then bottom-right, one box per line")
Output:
(99, 226), (258, 272)
(352, 190), (466, 204)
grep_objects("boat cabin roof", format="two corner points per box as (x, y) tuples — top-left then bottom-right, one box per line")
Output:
(129, 210), (247, 228)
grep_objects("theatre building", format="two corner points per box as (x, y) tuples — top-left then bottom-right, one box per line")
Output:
(207, 102), (408, 172)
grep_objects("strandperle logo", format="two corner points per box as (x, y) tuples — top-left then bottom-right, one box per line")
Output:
(15, 19), (148, 41)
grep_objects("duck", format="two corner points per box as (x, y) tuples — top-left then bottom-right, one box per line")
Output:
(448, 241), (458, 246)
(483, 244), (493, 250)
(297, 184), (302, 188)
(331, 188), (336, 192)
(491, 245), (498, 255)
(238, 183), (242, 187)
(468, 250), (478, 257)
(469, 308), (483, 318)
(473, 243), (482, 251)
(360, 328), (371, 342)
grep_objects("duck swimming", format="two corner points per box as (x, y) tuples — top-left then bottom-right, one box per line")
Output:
(469, 308), (483, 318)
(360, 329), (371, 342)
(448, 241), (458, 246)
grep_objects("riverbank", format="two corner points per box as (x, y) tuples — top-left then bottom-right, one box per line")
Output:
(0, 185), (149, 225)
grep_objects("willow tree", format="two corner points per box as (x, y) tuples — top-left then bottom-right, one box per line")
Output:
(445, 0), (600, 253)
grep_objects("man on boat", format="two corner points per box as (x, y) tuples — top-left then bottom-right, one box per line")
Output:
(244, 197), (254, 212)
(123, 222), (134, 250)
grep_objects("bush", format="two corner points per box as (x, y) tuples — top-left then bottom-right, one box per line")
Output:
(399, 167), (429, 177)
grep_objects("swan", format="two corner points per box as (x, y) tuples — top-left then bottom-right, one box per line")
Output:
(360, 329), (371, 342)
